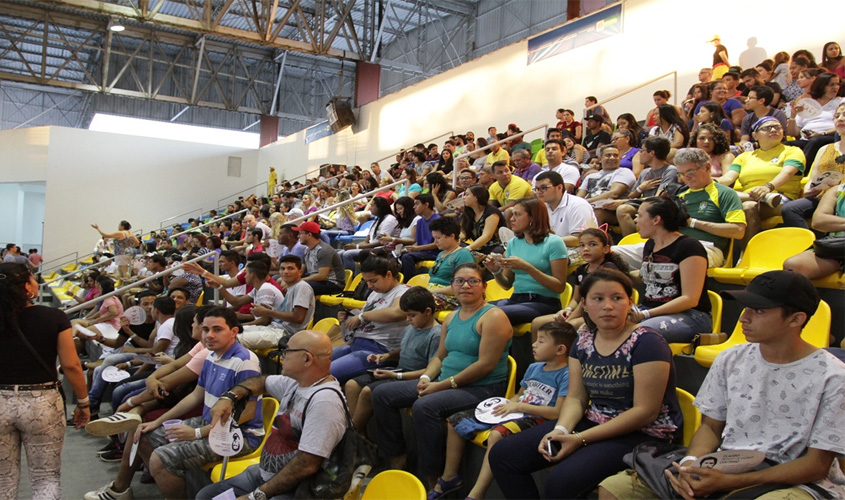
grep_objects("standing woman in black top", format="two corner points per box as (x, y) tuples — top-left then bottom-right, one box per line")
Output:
(0, 263), (90, 499)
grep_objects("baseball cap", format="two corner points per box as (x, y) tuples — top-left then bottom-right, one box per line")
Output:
(292, 221), (321, 235)
(585, 114), (601, 122)
(720, 270), (820, 317)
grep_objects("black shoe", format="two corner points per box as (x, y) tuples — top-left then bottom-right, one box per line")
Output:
(97, 441), (118, 456)
(140, 467), (155, 484)
(99, 447), (123, 462)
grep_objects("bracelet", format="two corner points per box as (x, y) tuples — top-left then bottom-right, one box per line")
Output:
(641, 309), (651, 320)
(573, 431), (588, 447)
(689, 218), (697, 229)
(449, 376), (458, 389)
(126, 397), (135, 408)
(679, 455), (698, 466)
(195, 427), (202, 440)
(765, 182), (776, 192)
(77, 396), (90, 405)
(420, 375), (431, 382)
(77, 403), (90, 409)
(220, 390), (239, 403)
(358, 313), (365, 323)
(554, 425), (570, 435)
(396, 372), (403, 380)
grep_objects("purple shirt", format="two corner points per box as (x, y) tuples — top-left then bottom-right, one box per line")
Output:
(514, 162), (542, 181)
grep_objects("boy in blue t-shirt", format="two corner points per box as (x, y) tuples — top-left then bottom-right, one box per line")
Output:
(429, 322), (576, 500)
(344, 287), (440, 437)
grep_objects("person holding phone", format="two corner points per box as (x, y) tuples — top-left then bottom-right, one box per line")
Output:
(487, 268), (681, 499)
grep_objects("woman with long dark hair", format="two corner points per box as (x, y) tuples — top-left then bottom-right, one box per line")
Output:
(483, 198), (569, 325)
(0, 263), (90, 498)
(426, 172), (456, 214)
(460, 185), (506, 255)
(821, 41), (844, 79)
(648, 104), (690, 151)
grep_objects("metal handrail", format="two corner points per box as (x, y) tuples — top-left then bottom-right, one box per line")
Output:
(287, 172), (347, 195)
(217, 182), (268, 208)
(283, 178), (410, 228)
(451, 123), (549, 188)
(176, 208), (250, 235)
(37, 256), (115, 304)
(160, 208), (204, 229)
(582, 71), (678, 118)
(371, 130), (455, 166)
(64, 252), (217, 314)
(40, 252), (79, 275)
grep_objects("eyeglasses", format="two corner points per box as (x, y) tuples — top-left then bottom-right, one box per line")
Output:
(280, 348), (310, 359)
(534, 185), (554, 193)
(677, 166), (703, 179)
(451, 277), (484, 286)
(757, 125), (782, 133)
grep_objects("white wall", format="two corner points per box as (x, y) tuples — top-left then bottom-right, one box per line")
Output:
(38, 127), (260, 262)
(258, 0), (843, 180)
(0, 182), (45, 253)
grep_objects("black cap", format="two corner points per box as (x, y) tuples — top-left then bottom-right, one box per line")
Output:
(585, 114), (601, 122)
(720, 271), (820, 317)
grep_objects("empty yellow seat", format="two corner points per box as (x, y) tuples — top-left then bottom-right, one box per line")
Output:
(677, 388), (701, 446)
(618, 233), (647, 245)
(362, 469), (426, 500)
(406, 274), (431, 287)
(319, 271), (361, 307)
(711, 228), (815, 285)
(210, 397), (280, 481)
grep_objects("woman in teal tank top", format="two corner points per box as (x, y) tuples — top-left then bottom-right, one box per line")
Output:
(370, 263), (513, 484)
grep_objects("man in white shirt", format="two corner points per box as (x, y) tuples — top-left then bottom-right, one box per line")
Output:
(239, 255), (316, 350)
(534, 139), (580, 193)
(534, 171), (596, 248)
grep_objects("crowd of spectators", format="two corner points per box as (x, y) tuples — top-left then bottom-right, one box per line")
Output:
(9, 41), (844, 500)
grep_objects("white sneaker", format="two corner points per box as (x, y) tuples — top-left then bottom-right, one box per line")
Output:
(83, 481), (133, 500)
(85, 412), (142, 437)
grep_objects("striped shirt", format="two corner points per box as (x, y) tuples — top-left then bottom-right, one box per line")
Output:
(199, 341), (264, 446)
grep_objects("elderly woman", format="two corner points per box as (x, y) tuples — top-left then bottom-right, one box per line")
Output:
(720, 115), (806, 249)
(488, 268), (680, 499)
(631, 197), (711, 343)
(371, 263), (513, 485)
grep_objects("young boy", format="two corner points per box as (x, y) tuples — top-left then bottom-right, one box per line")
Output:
(344, 286), (441, 436)
(430, 321), (576, 500)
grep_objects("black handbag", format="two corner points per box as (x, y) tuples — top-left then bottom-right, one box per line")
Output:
(813, 235), (845, 260)
(294, 386), (377, 499)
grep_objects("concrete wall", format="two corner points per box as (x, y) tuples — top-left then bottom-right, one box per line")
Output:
(258, 0), (843, 181)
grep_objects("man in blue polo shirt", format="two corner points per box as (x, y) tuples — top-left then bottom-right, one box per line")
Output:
(84, 307), (263, 500)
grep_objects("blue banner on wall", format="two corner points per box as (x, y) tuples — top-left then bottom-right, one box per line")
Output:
(305, 120), (333, 143)
(527, 3), (622, 65)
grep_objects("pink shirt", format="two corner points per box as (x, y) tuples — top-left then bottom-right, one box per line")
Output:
(99, 296), (124, 330)
(185, 343), (210, 375)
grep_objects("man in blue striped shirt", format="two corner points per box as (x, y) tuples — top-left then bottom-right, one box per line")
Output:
(84, 307), (263, 500)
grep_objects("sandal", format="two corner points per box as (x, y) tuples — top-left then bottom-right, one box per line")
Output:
(428, 475), (462, 500)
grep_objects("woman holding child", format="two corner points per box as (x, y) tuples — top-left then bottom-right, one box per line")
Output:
(488, 268), (681, 499)
(371, 263), (513, 485)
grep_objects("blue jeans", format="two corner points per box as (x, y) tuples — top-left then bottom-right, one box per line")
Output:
(196, 465), (295, 499)
(781, 196), (820, 230)
(110, 377), (149, 412)
(340, 248), (364, 272)
(400, 250), (438, 280)
(89, 352), (136, 406)
(494, 294), (562, 325)
(638, 307), (712, 343)
(371, 378), (506, 476)
(331, 337), (390, 384)
(488, 419), (658, 499)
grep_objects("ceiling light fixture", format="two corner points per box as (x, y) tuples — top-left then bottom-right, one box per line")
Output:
(108, 17), (125, 32)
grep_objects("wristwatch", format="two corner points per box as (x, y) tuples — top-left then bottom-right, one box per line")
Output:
(219, 390), (238, 403)
(249, 488), (267, 500)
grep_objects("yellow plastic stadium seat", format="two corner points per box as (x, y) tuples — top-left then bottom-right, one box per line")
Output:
(406, 274), (431, 287)
(196, 290), (204, 305)
(632, 288), (639, 305)
(695, 300), (831, 368)
(209, 397), (280, 481)
(485, 279), (513, 302)
(711, 228), (815, 285)
(312, 317), (339, 334)
(42, 272), (59, 281)
(342, 269), (354, 289)
(361, 470), (426, 500)
(319, 272), (362, 306)
(760, 216), (783, 230)
(398, 273), (404, 283)
(813, 272), (845, 290)
(707, 239), (735, 277)
(471, 356), (519, 448)
(677, 388), (701, 446)
(435, 310), (452, 323)
(415, 261), (435, 270)
(669, 290), (723, 356)
(342, 298), (366, 310)
(618, 233), (647, 246)
(61, 262), (80, 273)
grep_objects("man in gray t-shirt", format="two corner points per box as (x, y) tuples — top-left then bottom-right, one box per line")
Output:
(200, 331), (347, 500)
(295, 221), (346, 296)
(239, 255), (316, 350)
